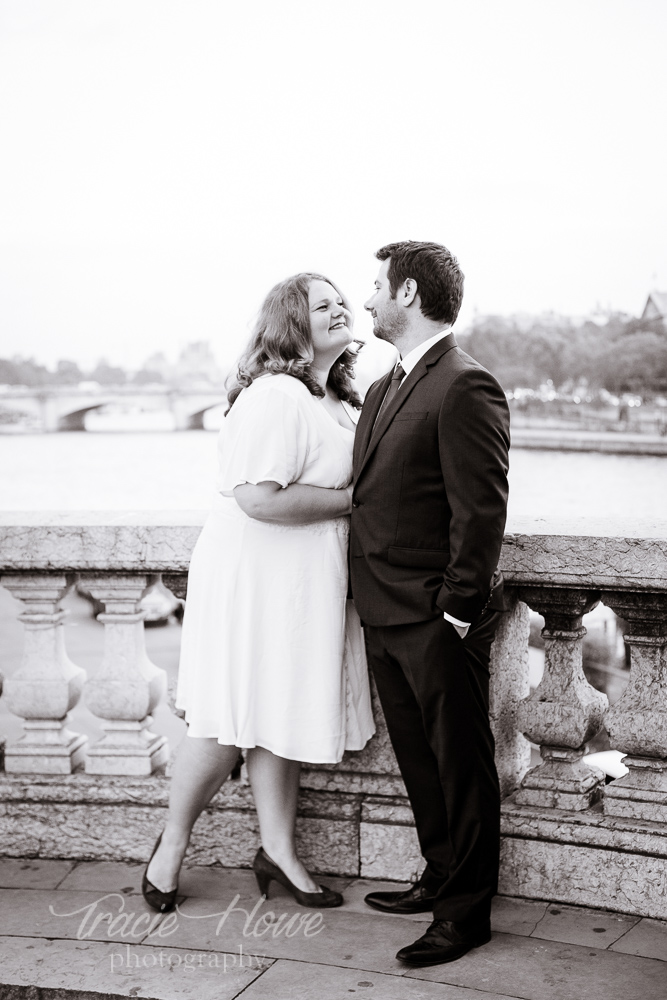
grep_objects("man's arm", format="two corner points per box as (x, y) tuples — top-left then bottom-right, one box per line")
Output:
(437, 367), (510, 623)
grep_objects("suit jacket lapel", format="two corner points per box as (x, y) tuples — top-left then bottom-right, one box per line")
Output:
(356, 334), (458, 483)
(353, 367), (393, 475)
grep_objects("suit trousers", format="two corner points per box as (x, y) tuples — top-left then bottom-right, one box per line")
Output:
(364, 610), (502, 924)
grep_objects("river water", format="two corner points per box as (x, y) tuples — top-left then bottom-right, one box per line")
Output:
(0, 430), (665, 518)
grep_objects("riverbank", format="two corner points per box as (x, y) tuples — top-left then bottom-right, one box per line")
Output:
(511, 427), (667, 455)
(2, 422), (667, 457)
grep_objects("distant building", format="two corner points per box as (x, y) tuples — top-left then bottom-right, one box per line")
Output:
(139, 343), (226, 387)
(175, 341), (225, 387)
(142, 352), (172, 381)
(641, 291), (667, 322)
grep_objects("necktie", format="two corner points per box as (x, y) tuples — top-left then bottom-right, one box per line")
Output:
(373, 363), (405, 429)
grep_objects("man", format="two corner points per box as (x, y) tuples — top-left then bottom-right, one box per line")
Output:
(350, 241), (510, 967)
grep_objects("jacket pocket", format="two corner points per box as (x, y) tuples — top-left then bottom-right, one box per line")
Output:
(387, 545), (449, 569)
(393, 411), (428, 421)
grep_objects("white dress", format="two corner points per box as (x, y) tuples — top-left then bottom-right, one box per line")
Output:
(175, 372), (375, 764)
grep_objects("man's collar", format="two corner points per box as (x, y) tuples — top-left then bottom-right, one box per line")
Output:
(399, 329), (453, 377)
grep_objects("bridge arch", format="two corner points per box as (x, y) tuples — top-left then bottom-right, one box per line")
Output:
(56, 405), (108, 432)
(169, 397), (228, 431)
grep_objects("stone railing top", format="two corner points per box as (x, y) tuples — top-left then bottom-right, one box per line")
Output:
(502, 515), (667, 590)
(1, 511), (666, 590)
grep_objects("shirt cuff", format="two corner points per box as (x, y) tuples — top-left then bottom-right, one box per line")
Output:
(443, 612), (471, 628)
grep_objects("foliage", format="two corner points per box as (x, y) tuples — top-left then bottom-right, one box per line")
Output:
(87, 360), (127, 386)
(595, 333), (667, 394)
(130, 368), (165, 385)
(0, 356), (51, 386)
(458, 313), (667, 394)
(54, 360), (84, 384)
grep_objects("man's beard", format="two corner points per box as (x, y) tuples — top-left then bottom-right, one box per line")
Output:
(373, 305), (407, 345)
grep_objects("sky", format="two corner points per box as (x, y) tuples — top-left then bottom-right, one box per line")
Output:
(1, 0), (666, 378)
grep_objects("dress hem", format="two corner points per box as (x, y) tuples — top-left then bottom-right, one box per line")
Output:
(181, 728), (375, 766)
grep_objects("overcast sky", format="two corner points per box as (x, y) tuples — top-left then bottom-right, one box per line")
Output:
(1, 0), (666, 376)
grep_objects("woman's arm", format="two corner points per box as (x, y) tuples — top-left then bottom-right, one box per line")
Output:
(233, 481), (353, 524)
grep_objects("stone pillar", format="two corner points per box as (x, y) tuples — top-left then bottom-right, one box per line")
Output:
(168, 394), (192, 432)
(37, 393), (59, 433)
(514, 588), (607, 810)
(80, 574), (168, 775)
(0, 574), (87, 773)
(603, 592), (667, 823)
(489, 591), (532, 797)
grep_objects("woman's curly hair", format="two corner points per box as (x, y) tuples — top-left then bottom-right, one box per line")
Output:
(225, 273), (363, 412)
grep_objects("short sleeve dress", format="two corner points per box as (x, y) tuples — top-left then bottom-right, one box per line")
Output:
(175, 373), (375, 764)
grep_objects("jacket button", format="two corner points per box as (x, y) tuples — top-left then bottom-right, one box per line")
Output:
(352, 499), (361, 508)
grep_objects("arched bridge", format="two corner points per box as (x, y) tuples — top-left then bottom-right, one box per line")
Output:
(0, 387), (228, 432)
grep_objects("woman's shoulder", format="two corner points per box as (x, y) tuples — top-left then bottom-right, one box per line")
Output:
(227, 374), (313, 422)
(240, 373), (312, 404)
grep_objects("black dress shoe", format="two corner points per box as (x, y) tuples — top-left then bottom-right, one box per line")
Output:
(252, 848), (344, 908)
(396, 918), (491, 966)
(141, 832), (179, 914)
(364, 881), (439, 914)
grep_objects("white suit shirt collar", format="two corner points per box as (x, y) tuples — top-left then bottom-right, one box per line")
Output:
(399, 329), (453, 379)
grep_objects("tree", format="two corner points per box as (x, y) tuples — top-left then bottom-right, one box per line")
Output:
(0, 356), (50, 386)
(131, 368), (165, 385)
(459, 311), (666, 395)
(597, 333), (667, 394)
(54, 360), (84, 385)
(459, 317), (573, 390)
(88, 360), (127, 386)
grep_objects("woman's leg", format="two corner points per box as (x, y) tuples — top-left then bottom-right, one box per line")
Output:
(246, 746), (320, 893)
(147, 735), (240, 892)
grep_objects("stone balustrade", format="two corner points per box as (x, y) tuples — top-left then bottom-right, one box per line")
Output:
(79, 573), (168, 775)
(1, 511), (667, 919)
(0, 573), (87, 774)
(513, 587), (608, 812)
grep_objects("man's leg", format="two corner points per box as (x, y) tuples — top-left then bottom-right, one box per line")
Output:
(365, 624), (453, 885)
(365, 611), (501, 925)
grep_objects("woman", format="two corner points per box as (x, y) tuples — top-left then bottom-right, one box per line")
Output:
(142, 273), (375, 912)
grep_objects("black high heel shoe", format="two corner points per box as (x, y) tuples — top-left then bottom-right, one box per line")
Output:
(142, 832), (179, 913)
(252, 847), (343, 908)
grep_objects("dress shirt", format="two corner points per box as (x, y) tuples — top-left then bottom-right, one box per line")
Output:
(396, 328), (470, 635)
(398, 328), (453, 381)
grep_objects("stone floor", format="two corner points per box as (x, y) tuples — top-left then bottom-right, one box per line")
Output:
(0, 858), (665, 1000)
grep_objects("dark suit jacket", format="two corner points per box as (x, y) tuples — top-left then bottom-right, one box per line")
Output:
(349, 333), (510, 627)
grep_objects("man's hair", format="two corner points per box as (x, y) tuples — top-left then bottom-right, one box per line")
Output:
(225, 273), (362, 411)
(376, 241), (464, 325)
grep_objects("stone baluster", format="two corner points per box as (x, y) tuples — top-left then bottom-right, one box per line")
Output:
(80, 574), (168, 775)
(488, 591), (532, 797)
(602, 592), (667, 823)
(514, 587), (608, 811)
(0, 573), (87, 773)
